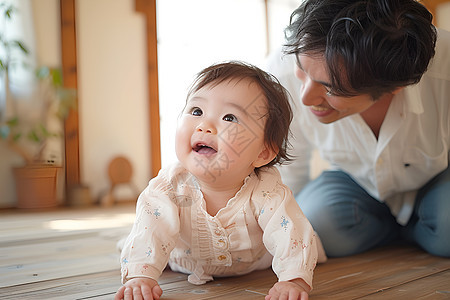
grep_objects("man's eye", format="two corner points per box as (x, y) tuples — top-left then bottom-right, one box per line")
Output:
(191, 107), (203, 116)
(223, 114), (238, 123)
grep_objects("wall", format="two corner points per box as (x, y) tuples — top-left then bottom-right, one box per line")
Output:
(437, 3), (450, 29)
(77, 0), (149, 201)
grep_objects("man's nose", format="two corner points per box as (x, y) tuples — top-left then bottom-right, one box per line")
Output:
(300, 79), (324, 107)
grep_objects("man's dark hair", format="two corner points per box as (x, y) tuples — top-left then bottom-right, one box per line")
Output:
(284, 0), (437, 99)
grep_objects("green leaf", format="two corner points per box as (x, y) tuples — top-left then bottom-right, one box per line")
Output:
(13, 40), (29, 54)
(6, 117), (19, 127)
(4, 6), (14, 19)
(39, 124), (50, 137)
(28, 130), (40, 143)
(50, 68), (63, 87)
(13, 133), (21, 142)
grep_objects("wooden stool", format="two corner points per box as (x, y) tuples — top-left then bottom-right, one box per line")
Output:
(101, 156), (139, 206)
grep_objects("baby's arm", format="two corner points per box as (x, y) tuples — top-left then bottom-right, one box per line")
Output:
(257, 182), (318, 299)
(115, 277), (162, 300)
(265, 278), (310, 300)
(118, 173), (182, 298)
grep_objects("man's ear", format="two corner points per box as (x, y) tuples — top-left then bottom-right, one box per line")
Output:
(253, 144), (278, 168)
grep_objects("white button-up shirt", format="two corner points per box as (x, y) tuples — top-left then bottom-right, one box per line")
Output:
(267, 29), (450, 225)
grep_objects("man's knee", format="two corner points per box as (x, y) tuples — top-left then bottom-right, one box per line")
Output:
(426, 243), (450, 258)
(418, 216), (450, 257)
(414, 176), (450, 257)
(419, 229), (450, 257)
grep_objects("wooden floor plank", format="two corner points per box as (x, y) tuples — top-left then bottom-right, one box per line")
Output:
(310, 245), (450, 299)
(0, 270), (121, 300)
(1, 234), (107, 263)
(358, 269), (450, 299)
(0, 231), (128, 288)
(0, 253), (120, 289)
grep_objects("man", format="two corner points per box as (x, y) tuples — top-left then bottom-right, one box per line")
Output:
(268, 0), (450, 258)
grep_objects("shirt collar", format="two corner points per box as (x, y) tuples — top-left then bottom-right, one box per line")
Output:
(400, 84), (424, 114)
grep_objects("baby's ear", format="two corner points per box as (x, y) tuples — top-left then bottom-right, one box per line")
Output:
(253, 144), (278, 168)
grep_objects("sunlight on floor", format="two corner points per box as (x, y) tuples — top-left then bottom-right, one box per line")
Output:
(43, 213), (135, 231)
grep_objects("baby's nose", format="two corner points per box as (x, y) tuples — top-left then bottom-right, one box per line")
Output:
(196, 122), (216, 134)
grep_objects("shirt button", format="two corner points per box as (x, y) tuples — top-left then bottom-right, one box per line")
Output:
(377, 158), (383, 166)
(218, 255), (227, 261)
(216, 238), (227, 248)
(214, 229), (222, 236)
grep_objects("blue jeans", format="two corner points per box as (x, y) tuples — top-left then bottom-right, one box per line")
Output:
(296, 167), (450, 258)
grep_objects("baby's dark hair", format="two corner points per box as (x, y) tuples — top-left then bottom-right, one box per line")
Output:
(187, 61), (293, 170)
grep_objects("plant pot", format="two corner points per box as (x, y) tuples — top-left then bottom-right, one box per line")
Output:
(13, 165), (61, 209)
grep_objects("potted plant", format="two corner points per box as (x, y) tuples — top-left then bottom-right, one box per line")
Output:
(0, 2), (76, 208)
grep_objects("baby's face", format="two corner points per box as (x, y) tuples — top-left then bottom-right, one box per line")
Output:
(175, 78), (270, 185)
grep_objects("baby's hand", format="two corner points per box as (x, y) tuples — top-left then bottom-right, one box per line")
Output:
(265, 278), (310, 300)
(114, 277), (162, 300)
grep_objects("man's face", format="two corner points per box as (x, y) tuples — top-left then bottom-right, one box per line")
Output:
(295, 54), (375, 124)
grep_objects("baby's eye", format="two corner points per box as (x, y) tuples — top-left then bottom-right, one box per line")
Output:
(191, 107), (203, 116)
(223, 114), (238, 123)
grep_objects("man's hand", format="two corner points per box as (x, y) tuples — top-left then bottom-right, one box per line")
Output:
(115, 277), (163, 300)
(265, 278), (310, 300)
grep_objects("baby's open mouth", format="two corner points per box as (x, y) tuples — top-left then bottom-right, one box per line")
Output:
(193, 143), (217, 155)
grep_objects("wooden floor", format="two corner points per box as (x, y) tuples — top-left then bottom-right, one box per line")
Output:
(1, 204), (449, 300)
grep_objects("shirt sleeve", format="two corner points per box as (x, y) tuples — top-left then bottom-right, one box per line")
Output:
(258, 183), (318, 289)
(120, 178), (180, 284)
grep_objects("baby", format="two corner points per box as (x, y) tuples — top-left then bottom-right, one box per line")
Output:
(115, 61), (319, 300)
